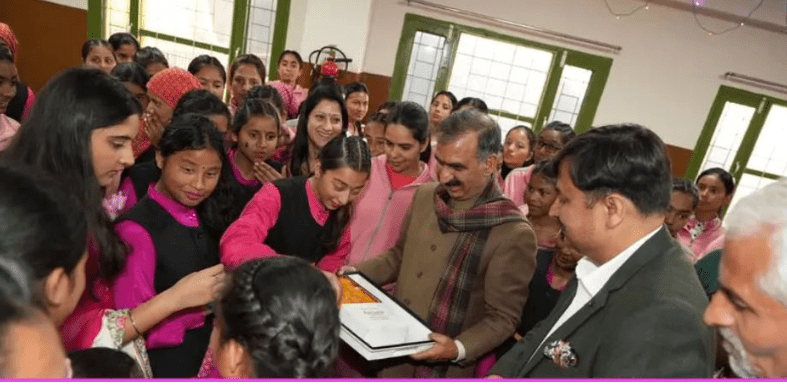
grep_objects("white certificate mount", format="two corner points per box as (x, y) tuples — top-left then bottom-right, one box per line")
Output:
(339, 272), (435, 361)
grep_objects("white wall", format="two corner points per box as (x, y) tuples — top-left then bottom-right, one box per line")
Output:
(362, 0), (787, 150)
(285, 0), (373, 72)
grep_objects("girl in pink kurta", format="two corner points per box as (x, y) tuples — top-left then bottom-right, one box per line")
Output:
(0, 22), (35, 123)
(220, 136), (371, 273)
(228, 54), (265, 116)
(114, 114), (239, 378)
(348, 101), (432, 266)
(268, 50), (308, 120)
(677, 168), (736, 259)
(503, 121), (575, 207)
(0, 45), (19, 151)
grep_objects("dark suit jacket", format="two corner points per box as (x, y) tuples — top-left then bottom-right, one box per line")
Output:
(491, 226), (715, 378)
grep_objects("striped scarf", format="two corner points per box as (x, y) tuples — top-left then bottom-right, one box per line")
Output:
(418, 178), (525, 377)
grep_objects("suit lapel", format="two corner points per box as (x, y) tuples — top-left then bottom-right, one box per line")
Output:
(515, 278), (579, 375)
(520, 226), (675, 376)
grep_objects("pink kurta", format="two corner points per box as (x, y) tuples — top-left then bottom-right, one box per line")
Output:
(220, 178), (350, 273)
(268, 80), (307, 119)
(228, 148), (261, 188)
(503, 165), (534, 208)
(677, 216), (725, 259)
(113, 186), (206, 349)
(0, 114), (20, 151)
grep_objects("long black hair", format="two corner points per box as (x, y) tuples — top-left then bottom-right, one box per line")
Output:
(217, 257), (339, 378)
(0, 163), (87, 297)
(156, 113), (244, 239)
(1, 67), (141, 279)
(288, 85), (348, 177)
(318, 136), (371, 254)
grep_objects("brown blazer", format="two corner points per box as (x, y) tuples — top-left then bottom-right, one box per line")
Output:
(357, 182), (537, 378)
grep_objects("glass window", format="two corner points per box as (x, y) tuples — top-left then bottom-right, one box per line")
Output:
(448, 33), (553, 120)
(402, 31), (447, 110)
(549, 65), (592, 126)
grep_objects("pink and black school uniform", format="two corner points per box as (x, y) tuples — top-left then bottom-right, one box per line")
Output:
(117, 161), (161, 215)
(220, 176), (349, 273)
(113, 186), (218, 378)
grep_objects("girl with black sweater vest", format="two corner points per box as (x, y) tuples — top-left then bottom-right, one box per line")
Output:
(113, 113), (239, 378)
(118, 89), (232, 215)
(221, 135), (371, 273)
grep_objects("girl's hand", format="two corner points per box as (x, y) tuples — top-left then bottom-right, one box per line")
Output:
(169, 264), (226, 310)
(253, 161), (283, 183)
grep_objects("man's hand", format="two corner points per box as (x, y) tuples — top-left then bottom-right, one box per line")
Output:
(410, 333), (458, 362)
(486, 375), (503, 379)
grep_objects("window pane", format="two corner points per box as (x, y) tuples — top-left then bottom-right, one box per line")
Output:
(548, 65), (592, 127)
(140, 0), (234, 48)
(140, 36), (229, 72)
(402, 31), (447, 110)
(698, 102), (756, 172)
(725, 173), (777, 225)
(448, 33), (553, 119)
(245, 0), (278, 70)
(747, 104), (787, 177)
(491, 113), (530, 142)
(105, 0), (131, 36)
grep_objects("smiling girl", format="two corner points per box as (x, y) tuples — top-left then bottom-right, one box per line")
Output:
(348, 101), (432, 265)
(113, 113), (239, 378)
(2, 68), (224, 375)
(220, 135), (371, 273)
(286, 85), (348, 177)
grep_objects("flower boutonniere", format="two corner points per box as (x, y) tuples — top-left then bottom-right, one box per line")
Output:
(543, 339), (578, 369)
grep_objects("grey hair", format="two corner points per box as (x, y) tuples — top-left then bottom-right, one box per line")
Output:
(725, 178), (787, 307)
(435, 109), (502, 161)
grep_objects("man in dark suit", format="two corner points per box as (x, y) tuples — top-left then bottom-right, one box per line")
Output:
(490, 124), (715, 378)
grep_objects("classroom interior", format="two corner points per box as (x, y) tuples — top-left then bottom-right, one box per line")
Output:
(3, 0), (786, 212)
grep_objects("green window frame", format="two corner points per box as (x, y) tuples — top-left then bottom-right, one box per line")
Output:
(87, 0), (291, 79)
(390, 13), (612, 133)
(686, 85), (787, 183)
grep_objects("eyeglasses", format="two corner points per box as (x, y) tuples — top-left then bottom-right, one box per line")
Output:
(536, 140), (562, 153)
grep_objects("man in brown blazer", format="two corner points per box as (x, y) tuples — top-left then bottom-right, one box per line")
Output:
(352, 110), (537, 378)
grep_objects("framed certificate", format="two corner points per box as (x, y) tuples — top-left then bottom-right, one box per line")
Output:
(339, 272), (435, 361)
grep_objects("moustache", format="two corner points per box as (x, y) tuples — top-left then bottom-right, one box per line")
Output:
(444, 179), (461, 187)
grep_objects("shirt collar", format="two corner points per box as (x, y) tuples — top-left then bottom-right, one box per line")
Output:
(148, 184), (200, 227)
(575, 226), (662, 297)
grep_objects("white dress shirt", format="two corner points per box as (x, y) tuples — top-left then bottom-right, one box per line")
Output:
(528, 227), (662, 363)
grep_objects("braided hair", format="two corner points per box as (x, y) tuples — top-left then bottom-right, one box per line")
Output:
(217, 257), (340, 378)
